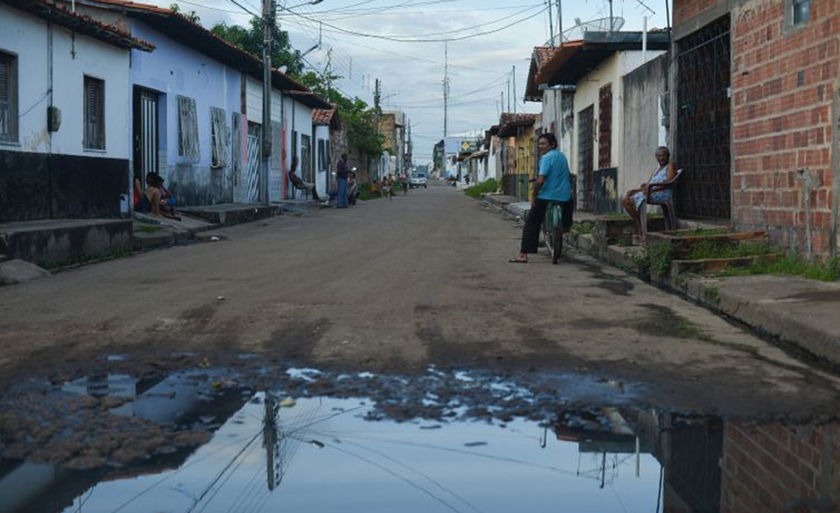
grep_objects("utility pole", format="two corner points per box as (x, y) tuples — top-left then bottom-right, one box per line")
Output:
(325, 47), (333, 100)
(507, 79), (511, 112)
(608, 0), (614, 33)
(557, 0), (562, 43)
(512, 65), (517, 114)
(443, 41), (449, 138)
(264, 393), (277, 491)
(374, 79), (381, 180)
(547, 0), (554, 47)
(262, 0), (274, 205)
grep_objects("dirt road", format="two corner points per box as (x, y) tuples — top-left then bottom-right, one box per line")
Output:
(1, 184), (839, 418)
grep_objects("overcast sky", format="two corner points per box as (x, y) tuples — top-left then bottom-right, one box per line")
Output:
(159, 0), (668, 164)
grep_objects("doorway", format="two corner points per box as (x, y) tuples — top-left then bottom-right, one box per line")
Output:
(676, 15), (732, 219)
(578, 105), (595, 211)
(132, 87), (159, 185)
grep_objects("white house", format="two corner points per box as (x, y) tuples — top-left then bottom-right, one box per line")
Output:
(0, 0), (153, 222)
(529, 32), (670, 213)
(64, 0), (329, 207)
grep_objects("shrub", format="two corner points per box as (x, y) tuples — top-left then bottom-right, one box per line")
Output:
(464, 179), (499, 199)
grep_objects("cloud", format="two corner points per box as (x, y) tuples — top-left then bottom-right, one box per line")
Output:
(160, 0), (667, 164)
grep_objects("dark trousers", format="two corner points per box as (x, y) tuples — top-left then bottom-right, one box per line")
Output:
(520, 199), (574, 254)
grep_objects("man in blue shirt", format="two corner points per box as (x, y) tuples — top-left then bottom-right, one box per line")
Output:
(510, 133), (573, 263)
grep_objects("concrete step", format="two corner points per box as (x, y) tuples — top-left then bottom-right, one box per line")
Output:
(178, 204), (280, 227)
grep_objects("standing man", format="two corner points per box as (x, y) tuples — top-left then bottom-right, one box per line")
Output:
(337, 153), (350, 208)
(510, 133), (573, 263)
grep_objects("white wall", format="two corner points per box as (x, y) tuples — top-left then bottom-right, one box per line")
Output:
(0, 6), (130, 158)
(314, 124), (330, 198)
(570, 51), (666, 192)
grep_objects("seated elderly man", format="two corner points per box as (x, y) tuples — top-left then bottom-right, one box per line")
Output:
(621, 146), (677, 241)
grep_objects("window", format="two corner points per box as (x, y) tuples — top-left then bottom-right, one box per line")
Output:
(177, 95), (199, 160)
(210, 107), (229, 168)
(84, 76), (105, 150)
(792, 0), (811, 25)
(0, 51), (18, 143)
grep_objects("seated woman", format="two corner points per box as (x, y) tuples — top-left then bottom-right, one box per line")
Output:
(134, 174), (162, 216)
(621, 146), (677, 241)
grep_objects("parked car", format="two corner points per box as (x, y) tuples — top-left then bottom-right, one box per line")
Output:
(409, 173), (428, 188)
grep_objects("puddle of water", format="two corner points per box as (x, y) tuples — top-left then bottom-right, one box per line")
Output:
(2, 366), (840, 513)
(4, 395), (664, 513)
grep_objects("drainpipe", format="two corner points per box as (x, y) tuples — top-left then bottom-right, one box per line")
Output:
(831, 91), (840, 260)
(47, 19), (54, 217)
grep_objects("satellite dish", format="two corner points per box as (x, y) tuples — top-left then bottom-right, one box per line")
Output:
(544, 16), (625, 46)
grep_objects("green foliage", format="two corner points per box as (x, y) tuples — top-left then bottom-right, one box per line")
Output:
(210, 18), (304, 76)
(464, 179), (499, 198)
(358, 184), (383, 201)
(717, 256), (839, 282)
(570, 221), (595, 236)
(686, 240), (775, 261)
(630, 241), (674, 281)
(170, 3), (200, 23)
(210, 18), (382, 159)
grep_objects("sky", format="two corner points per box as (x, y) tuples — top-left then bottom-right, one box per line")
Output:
(156, 0), (669, 164)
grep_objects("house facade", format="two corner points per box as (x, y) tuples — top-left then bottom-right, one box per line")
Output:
(0, 0), (152, 223)
(534, 32), (669, 213)
(673, 0), (839, 258)
(497, 113), (539, 201)
(58, 0), (329, 209)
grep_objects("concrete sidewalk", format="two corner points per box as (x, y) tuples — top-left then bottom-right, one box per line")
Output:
(564, 231), (840, 369)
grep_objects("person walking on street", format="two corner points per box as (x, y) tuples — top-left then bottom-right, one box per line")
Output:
(337, 153), (350, 208)
(510, 133), (573, 263)
(399, 171), (409, 196)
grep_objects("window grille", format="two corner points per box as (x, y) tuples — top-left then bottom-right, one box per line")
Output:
(792, 0), (811, 25)
(210, 107), (229, 168)
(0, 52), (17, 143)
(231, 112), (242, 186)
(84, 76), (105, 150)
(177, 95), (199, 161)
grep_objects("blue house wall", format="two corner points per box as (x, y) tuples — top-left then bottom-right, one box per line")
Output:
(129, 21), (243, 207)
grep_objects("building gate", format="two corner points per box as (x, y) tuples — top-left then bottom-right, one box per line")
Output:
(676, 15), (732, 219)
(578, 105), (595, 211)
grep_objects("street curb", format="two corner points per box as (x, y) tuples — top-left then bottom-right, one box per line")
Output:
(561, 231), (840, 368)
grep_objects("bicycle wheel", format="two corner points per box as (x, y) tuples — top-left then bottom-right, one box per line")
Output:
(551, 205), (563, 264)
(543, 209), (554, 260)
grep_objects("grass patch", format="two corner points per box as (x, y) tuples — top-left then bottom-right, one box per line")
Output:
(136, 225), (163, 234)
(717, 256), (839, 282)
(570, 221), (595, 236)
(629, 241), (674, 281)
(46, 247), (134, 271)
(358, 184), (384, 201)
(686, 240), (775, 261)
(464, 179), (499, 199)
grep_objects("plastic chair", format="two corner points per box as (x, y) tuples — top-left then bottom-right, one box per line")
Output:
(640, 169), (683, 240)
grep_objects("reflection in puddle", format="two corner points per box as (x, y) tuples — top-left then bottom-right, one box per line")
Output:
(1, 368), (839, 512)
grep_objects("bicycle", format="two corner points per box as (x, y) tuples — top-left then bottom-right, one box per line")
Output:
(542, 201), (564, 264)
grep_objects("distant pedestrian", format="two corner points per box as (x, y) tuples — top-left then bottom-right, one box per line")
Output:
(337, 153), (350, 208)
(348, 171), (359, 206)
(399, 171), (409, 195)
(382, 175), (393, 200)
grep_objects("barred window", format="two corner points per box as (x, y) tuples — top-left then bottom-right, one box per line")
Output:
(83, 76), (105, 150)
(177, 95), (199, 160)
(0, 51), (18, 143)
(792, 0), (811, 25)
(210, 107), (229, 168)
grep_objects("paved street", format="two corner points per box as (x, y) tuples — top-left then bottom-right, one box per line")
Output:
(2, 184), (839, 418)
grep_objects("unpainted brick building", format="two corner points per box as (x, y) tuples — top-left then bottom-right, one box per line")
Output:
(672, 0), (840, 258)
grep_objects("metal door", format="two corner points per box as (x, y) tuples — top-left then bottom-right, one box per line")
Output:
(676, 16), (732, 219)
(246, 123), (261, 203)
(578, 105), (595, 211)
(133, 88), (158, 182)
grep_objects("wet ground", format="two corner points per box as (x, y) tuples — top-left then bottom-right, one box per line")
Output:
(2, 362), (840, 513)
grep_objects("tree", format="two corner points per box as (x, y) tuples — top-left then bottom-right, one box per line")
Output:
(210, 17), (382, 159)
(210, 18), (305, 77)
(169, 2), (200, 23)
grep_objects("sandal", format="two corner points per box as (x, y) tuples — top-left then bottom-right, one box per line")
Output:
(508, 258), (528, 264)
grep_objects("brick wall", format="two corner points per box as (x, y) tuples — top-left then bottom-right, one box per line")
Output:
(730, 0), (839, 255)
(676, 0), (840, 256)
(721, 422), (839, 512)
(674, 0), (727, 26)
